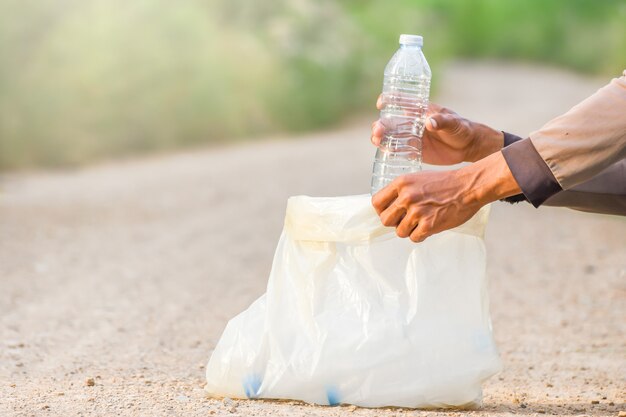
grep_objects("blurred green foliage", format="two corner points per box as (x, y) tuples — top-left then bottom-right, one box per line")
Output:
(0, 0), (624, 169)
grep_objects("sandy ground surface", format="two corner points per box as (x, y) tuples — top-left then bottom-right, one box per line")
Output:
(1, 62), (624, 417)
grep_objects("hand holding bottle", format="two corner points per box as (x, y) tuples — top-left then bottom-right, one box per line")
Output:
(371, 100), (505, 165)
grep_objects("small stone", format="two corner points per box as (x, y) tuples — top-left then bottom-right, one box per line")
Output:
(348, 405), (357, 412)
(56, 392), (64, 396)
(42, 405), (50, 410)
(520, 403), (527, 408)
(591, 400), (599, 404)
(546, 383), (553, 388)
(222, 397), (237, 413)
(87, 398), (95, 402)
(538, 411), (545, 414)
(85, 378), (95, 386)
(608, 401), (614, 406)
(16, 363), (24, 367)
(10, 384), (16, 388)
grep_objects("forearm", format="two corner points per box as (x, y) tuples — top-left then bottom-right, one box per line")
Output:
(529, 71), (626, 189)
(456, 151), (522, 207)
(494, 72), (626, 209)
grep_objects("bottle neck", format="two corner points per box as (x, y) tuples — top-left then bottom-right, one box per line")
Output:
(399, 44), (422, 50)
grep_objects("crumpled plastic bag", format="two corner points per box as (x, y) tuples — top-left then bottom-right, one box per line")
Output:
(205, 194), (501, 408)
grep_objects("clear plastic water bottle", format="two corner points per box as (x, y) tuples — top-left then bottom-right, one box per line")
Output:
(371, 34), (431, 194)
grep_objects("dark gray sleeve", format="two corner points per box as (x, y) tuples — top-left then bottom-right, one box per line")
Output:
(499, 132), (626, 216)
(501, 137), (563, 206)
(503, 131), (523, 147)
(543, 160), (626, 216)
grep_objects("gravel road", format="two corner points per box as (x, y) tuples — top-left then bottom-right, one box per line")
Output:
(1, 62), (624, 417)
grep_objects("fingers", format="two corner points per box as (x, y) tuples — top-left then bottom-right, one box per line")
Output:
(396, 210), (420, 238)
(371, 172), (432, 242)
(425, 103), (462, 132)
(371, 95), (385, 147)
(379, 202), (406, 228)
(409, 222), (431, 243)
(371, 185), (398, 216)
(425, 117), (438, 131)
(370, 120), (385, 146)
(425, 113), (462, 133)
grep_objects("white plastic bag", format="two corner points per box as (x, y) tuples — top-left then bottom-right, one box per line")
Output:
(205, 194), (501, 408)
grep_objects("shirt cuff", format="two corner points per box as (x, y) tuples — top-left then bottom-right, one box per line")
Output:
(500, 132), (527, 204)
(502, 131), (523, 147)
(501, 137), (563, 207)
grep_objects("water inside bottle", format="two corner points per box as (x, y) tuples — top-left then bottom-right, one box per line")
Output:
(371, 74), (430, 194)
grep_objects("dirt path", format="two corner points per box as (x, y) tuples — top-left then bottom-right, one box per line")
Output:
(1, 62), (624, 417)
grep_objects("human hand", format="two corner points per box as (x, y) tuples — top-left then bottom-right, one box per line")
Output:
(372, 152), (521, 242)
(371, 97), (504, 165)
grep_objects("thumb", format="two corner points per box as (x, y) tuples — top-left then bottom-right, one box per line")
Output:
(426, 113), (461, 133)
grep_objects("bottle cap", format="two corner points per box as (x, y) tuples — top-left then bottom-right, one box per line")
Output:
(399, 34), (423, 47)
